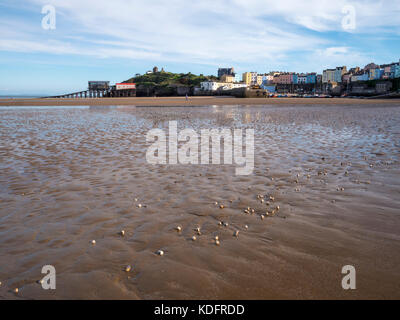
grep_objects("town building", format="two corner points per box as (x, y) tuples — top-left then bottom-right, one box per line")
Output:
(306, 73), (317, 84)
(242, 72), (252, 86)
(391, 62), (400, 78)
(297, 73), (307, 84)
(250, 72), (258, 85)
(220, 74), (235, 83)
(218, 68), (235, 78)
(200, 81), (247, 91)
(351, 72), (369, 82)
(322, 69), (335, 83)
(334, 66), (347, 83)
(242, 72), (258, 85)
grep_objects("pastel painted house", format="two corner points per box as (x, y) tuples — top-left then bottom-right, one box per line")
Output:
(306, 73), (316, 84)
(369, 68), (384, 80)
(391, 63), (400, 78)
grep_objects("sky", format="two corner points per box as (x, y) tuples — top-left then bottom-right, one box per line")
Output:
(0, 0), (399, 95)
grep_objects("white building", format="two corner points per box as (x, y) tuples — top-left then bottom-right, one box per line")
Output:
(200, 81), (247, 91)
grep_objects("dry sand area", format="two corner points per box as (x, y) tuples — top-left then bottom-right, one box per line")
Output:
(0, 104), (399, 299)
(1, 96), (400, 107)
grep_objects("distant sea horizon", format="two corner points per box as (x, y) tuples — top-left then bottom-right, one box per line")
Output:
(0, 95), (44, 99)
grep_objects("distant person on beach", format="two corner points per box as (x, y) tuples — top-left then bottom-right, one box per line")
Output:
(186, 94), (189, 101)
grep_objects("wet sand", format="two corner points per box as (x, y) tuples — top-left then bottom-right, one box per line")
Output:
(1, 96), (400, 107)
(0, 104), (400, 300)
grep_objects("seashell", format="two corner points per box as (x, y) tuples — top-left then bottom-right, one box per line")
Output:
(137, 204), (142, 208)
(125, 265), (132, 272)
(223, 222), (229, 227)
(134, 198), (138, 202)
(219, 205), (225, 209)
(192, 236), (197, 241)
(215, 235), (219, 241)
(120, 230), (125, 236)
(214, 202), (218, 205)
(261, 215), (265, 220)
(91, 240), (96, 245)
(0, 281), (2, 286)
(266, 211), (270, 216)
(276, 205), (280, 211)
(260, 199), (264, 203)
(244, 225), (249, 230)
(194, 227), (201, 233)
(218, 221), (223, 226)
(251, 209), (255, 214)
(14, 288), (19, 293)
(265, 201), (270, 206)
(215, 240), (220, 246)
(176, 226), (182, 232)
(269, 196), (275, 201)
(156, 250), (164, 256)
(234, 230), (239, 237)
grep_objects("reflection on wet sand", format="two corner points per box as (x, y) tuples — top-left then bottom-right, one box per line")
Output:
(0, 104), (399, 299)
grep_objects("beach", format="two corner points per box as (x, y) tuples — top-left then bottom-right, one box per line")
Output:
(0, 104), (399, 299)
(1, 96), (400, 107)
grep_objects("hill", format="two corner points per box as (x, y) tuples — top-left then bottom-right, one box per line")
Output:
(124, 71), (218, 87)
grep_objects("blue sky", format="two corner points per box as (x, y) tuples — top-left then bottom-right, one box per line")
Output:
(0, 0), (399, 95)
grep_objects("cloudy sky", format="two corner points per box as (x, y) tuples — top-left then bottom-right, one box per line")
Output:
(0, 0), (399, 95)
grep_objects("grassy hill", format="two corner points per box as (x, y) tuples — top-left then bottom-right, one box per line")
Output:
(124, 71), (218, 87)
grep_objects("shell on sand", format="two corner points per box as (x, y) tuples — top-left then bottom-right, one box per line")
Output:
(91, 240), (96, 245)
(156, 250), (164, 256)
(125, 265), (132, 272)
